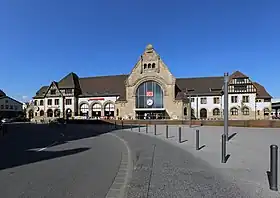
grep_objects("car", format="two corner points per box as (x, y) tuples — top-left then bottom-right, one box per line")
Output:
(1, 118), (11, 123)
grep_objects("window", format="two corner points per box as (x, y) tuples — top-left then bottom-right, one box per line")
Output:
(257, 110), (260, 115)
(200, 97), (207, 104)
(231, 96), (238, 103)
(264, 99), (271, 102)
(5, 105), (8, 109)
(116, 109), (119, 116)
(40, 110), (44, 116)
(14, 106), (18, 110)
(184, 107), (187, 115)
(66, 99), (72, 105)
(35, 112), (37, 116)
(230, 107), (238, 115)
(234, 85), (247, 92)
(34, 100), (37, 106)
(152, 63), (156, 68)
(0, 105), (3, 109)
(264, 108), (270, 116)
(5, 100), (8, 103)
(55, 99), (59, 105)
(242, 95), (249, 103)
(191, 98), (195, 102)
(256, 99), (261, 102)
(242, 107), (249, 115)
(144, 64), (147, 69)
(213, 97), (220, 104)
(50, 89), (56, 95)
(65, 89), (72, 94)
(236, 78), (245, 84)
(40, 100), (44, 106)
(47, 99), (52, 106)
(10, 105), (13, 109)
(213, 108), (220, 116)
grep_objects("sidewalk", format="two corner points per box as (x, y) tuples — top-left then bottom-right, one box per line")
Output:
(128, 124), (280, 197)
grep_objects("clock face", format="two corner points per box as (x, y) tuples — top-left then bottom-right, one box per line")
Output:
(147, 99), (153, 106)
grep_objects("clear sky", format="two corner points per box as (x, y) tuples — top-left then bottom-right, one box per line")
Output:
(1, 0), (279, 102)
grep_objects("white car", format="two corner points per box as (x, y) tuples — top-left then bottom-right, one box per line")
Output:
(1, 118), (10, 123)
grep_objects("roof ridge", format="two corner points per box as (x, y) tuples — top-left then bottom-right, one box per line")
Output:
(177, 76), (223, 80)
(80, 74), (128, 79)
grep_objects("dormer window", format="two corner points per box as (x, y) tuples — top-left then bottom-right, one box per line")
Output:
(50, 89), (56, 95)
(144, 62), (156, 70)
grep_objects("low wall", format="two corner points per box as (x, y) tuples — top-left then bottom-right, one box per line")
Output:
(100, 119), (280, 128)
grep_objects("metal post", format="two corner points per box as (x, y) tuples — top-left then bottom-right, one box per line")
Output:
(189, 94), (192, 128)
(270, 145), (278, 191)
(138, 124), (140, 132)
(166, 125), (168, 138)
(146, 124), (148, 133)
(224, 72), (229, 141)
(178, 127), (182, 143)
(196, 129), (199, 150)
(131, 123), (132, 131)
(221, 134), (226, 163)
(154, 124), (156, 135)
(121, 121), (123, 129)
(115, 121), (117, 129)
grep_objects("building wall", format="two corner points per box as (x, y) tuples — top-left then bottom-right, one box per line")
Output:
(0, 97), (23, 112)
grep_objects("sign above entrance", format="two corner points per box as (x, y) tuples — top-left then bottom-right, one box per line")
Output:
(146, 91), (153, 97)
(88, 98), (105, 101)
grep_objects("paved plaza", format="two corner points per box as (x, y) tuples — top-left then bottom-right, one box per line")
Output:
(128, 124), (280, 197)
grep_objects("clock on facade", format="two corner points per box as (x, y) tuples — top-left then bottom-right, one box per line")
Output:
(147, 99), (153, 106)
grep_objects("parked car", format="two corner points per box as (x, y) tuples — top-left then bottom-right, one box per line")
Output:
(1, 118), (11, 123)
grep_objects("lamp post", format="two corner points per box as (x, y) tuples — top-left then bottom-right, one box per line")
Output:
(224, 72), (229, 141)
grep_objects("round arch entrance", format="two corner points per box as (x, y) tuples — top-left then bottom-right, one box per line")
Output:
(135, 80), (165, 119)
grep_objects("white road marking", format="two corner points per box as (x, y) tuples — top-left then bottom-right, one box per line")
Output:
(37, 141), (58, 152)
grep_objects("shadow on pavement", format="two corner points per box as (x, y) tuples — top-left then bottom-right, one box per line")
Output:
(0, 120), (131, 170)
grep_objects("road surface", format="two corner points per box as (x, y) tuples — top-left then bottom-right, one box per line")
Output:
(0, 124), (255, 197)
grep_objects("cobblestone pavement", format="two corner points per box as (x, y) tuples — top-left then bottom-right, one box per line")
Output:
(115, 130), (257, 198)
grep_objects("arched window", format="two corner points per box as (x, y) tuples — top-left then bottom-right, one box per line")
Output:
(28, 110), (34, 119)
(213, 108), (220, 116)
(230, 107), (238, 116)
(242, 107), (249, 115)
(184, 107), (187, 115)
(200, 108), (207, 119)
(54, 109), (60, 117)
(92, 103), (102, 118)
(264, 108), (270, 116)
(39, 110), (44, 116)
(80, 103), (89, 116)
(40, 100), (44, 106)
(104, 103), (115, 117)
(66, 108), (72, 118)
(116, 109), (119, 116)
(47, 109), (53, 117)
(135, 81), (163, 109)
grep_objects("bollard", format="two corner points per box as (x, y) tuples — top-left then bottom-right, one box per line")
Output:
(178, 127), (182, 143)
(196, 129), (200, 150)
(154, 124), (157, 135)
(221, 134), (226, 163)
(131, 123), (132, 131)
(146, 124), (148, 133)
(138, 124), (141, 132)
(121, 121), (123, 129)
(270, 145), (278, 191)
(115, 121), (117, 129)
(166, 125), (168, 138)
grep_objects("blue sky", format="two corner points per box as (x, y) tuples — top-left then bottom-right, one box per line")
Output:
(1, 0), (279, 102)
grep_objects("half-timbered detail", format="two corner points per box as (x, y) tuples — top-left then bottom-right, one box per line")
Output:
(29, 44), (272, 121)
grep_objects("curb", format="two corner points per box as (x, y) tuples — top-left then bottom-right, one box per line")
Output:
(106, 133), (133, 198)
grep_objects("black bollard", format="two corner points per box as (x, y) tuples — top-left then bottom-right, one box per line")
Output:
(178, 127), (182, 143)
(146, 124), (148, 133)
(114, 121), (117, 129)
(154, 124), (157, 135)
(121, 121), (123, 129)
(221, 134), (226, 163)
(138, 124), (141, 132)
(270, 145), (278, 191)
(196, 129), (200, 150)
(131, 123), (132, 131)
(166, 125), (169, 138)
